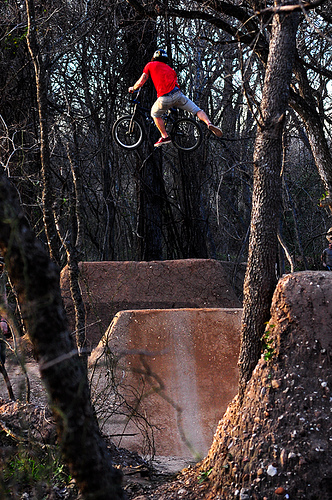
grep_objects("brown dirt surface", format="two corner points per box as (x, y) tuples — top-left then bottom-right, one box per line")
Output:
(61, 259), (242, 349)
(1, 271), (331, 500)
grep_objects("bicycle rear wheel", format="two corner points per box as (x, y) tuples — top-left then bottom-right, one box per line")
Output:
(171, 118), (203, 152)
(112, 115), (144, 150)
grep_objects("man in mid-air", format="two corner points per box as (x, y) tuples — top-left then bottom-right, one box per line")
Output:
(129, 49), (223, 147)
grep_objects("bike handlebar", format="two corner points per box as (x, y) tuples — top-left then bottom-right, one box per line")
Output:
(130, 88), (141, 104)
(129, 87), (141, 95)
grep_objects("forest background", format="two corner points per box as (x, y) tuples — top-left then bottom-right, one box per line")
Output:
(1, 0), (331, 273)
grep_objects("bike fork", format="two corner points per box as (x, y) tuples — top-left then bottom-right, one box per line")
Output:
(128, 116), (135, 134)
(128, 90), (140, 133)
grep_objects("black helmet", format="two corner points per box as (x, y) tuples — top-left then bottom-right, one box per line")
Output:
(152, 49), (168, 62)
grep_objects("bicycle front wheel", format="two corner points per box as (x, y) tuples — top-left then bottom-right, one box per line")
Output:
(171, 118), (203, 152)
(112, 115), (144, 150)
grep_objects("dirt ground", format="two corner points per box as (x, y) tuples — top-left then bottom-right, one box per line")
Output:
(1, 271), (331, 500)
(0, 347), (194, 499)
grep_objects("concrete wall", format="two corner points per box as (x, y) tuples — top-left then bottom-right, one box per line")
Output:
(89, 307), (242, 460)
(60, 259), (241, 349)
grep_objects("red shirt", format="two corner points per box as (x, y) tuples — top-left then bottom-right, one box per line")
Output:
(143, 61), (179, 98)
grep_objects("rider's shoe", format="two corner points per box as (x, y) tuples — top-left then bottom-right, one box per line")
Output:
(154, 136), (172, 147)
(208, 124), (223, 137)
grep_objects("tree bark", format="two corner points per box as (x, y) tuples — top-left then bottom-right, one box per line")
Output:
(238, 5), (300, 395)
(290, 57), (332, 208)
(137, 154), (164, 261)
(0, 172), (124, 499)
(65, 144), (88, 370)
(25, 0), (59, 263)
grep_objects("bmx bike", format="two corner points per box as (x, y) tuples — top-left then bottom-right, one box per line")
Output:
(112, 89), (203, 152)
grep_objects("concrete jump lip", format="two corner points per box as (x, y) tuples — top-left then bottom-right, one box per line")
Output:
(90, 307), (242, 459)
(60, 259), (242, 350)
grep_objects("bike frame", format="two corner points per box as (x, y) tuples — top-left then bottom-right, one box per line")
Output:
(130, 89), (178, 131)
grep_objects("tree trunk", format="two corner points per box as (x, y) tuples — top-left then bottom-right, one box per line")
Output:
(137, 154), (164, 260)
(290, 57), (332, 210)
(177, 152), (209, 258)
(65, 141), (88, 370)
(238, 5), (299, 395)
(25, 0), (59, 263)
(0, 172), (124, 500)
(0, 268), (15, 401)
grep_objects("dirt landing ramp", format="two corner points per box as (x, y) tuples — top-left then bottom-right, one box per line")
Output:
(89, 307), (242, 459)
(60, 259), (241, 350)
(198, 271), (332, 499)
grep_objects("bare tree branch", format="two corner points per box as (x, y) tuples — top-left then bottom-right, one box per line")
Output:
(256, 0), (327, 14)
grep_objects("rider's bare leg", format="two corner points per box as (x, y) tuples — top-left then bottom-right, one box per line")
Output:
(196, 110), (211, 126)
(153, 117), (168, 138)
(197, 110), (223, 137)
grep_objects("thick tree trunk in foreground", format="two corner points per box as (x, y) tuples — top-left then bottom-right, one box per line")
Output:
(0, 172), (124, 500)
(238, 6), (299, 395)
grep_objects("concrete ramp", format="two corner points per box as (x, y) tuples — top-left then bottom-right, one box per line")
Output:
(90, 307), (242, 459)
(60, 259), (241, 349)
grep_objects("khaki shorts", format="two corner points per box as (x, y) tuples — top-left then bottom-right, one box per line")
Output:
(151, 90), (201, 118)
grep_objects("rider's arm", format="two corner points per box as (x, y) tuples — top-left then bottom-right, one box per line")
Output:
(129, 72), (148, 93)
